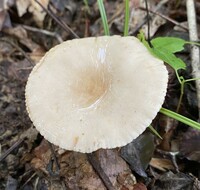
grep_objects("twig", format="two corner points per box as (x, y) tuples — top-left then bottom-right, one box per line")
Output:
(87, 153), (115, 190)
(186, 0), (200, 119)
(139, 7), (188, 31)
(46, 142), (60, 177)
(46, 143), (68, 189)
(0, 138), (24, 162)
(34, 0), (79, 39)
(144, 0), (152, 47)
(21, 172), (37, 189)
(132, 0), (168, 35)
(16, 24), (63, 43)
(17, 66), (33, 70)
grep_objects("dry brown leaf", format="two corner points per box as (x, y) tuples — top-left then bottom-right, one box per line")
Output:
(20, 127), (38, 150)
(133, 183), (147, 190)
(179, 129), (200, 162)
(142, 14), (166, 37)
(29, 47), (45, 63)
(16, 0), (30, 17)
(59, 152), (106, 190)
(31, 140), (51, 174)
(33, 139), (50, 161)
(29, 0), (50, 26)
(3, 26), (28, 39)
(0, 10), (11, 30)
(97, 149), (136, 189)
(0, 0), (15, 30)
(150, 157), (175, 171)
(152, 171), (198, 190)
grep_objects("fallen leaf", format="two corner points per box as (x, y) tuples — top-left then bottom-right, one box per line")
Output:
(16, 0), (30, 17)
(150, 158), (175, 171)
(29, 0), (50, 26)
(152, 171), (198, 190)
(121, 131), (155, 177)
(31, 140), (51, 174)
(0, 10), (11, 30)
(59, 152), (106, 190)
(179, 128), (200, 162)
(3, 26), (28, 40)
(133, 183), (147, 190)
(96, 149), (136, 188)
(20, 126), (38, 151)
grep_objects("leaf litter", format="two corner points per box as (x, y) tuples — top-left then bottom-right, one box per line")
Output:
(0, 0), (200, 189)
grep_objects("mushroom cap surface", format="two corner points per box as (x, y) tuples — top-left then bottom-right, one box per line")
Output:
(25, 36), (168, 153)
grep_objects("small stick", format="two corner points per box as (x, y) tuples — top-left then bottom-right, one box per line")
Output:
(87, 153), (115, 190)
(34, 0), (79, 39)
(47, 142), (60, 177)
(139, 7), (188, 31)
(46, 142), (68, 189)
(132, 0), (168, 35)
(0, 138), (24, 162)
(186, 0), (200, 119)
(144, 0), (152, 47)
(16, 24), (63, 43)
(21, 172), (37, 189)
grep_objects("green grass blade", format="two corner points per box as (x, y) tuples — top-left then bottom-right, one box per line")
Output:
(83, 0), (90, 12)
(160, 108), (200, 130)
(149, 125), (163, 139)
(83, 0), (89, 6)
(97, 0), (110, 35)
(124, 0), (130, 36)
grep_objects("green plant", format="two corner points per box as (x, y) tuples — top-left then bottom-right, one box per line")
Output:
(97, 0), (110, 35)
(83, 0), (90, 12)
(97, 0), (200, 132)
(124, 0), (130, 36)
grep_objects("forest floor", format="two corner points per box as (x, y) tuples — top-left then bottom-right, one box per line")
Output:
(0, 0), (200, 189)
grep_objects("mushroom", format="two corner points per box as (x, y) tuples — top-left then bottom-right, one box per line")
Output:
(25, 36), (168, 153)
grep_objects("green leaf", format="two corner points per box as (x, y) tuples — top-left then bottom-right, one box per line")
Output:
(149, 125), (162, 139)
(151, 37), (186, 53)
(150, 37), (186, 71)
(137, 31), (151, 50)
(138, 31), (186, 71)
(151, 47), (186, 71)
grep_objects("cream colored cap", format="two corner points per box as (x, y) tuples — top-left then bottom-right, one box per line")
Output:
(25, 36), (168, 153)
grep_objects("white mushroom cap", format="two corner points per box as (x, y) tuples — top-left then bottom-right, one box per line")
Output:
(25, 36), (168, 153)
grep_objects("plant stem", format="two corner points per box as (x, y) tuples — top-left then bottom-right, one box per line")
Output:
(176, 81), (184, 113)
(176, 77), (200, 112)
(124, 0), (130, 36)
